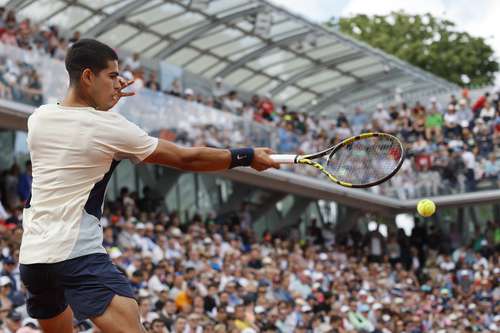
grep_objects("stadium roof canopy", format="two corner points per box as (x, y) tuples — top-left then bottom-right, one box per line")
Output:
(6, 0), (459, 113)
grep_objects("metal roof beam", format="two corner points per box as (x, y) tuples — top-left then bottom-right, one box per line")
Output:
(213, 31), (312, 78)
(83, 0), (149, 38)
(155, 5), (265, 60)
(270, 52), (365, 96)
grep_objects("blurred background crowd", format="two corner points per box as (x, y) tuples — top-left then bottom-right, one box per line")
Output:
(0, 164), (499, 333)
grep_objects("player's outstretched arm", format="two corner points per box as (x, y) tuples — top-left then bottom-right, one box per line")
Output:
(143, 139), (280, 172)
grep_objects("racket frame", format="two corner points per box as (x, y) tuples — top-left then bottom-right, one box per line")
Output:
(271, 132), (405, 188)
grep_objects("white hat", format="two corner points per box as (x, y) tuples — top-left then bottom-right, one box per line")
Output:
(262, 257), (272, 265)
(0, 276), (11, 287)
(226, 306), (235, 313)
(430, 97), (437, 102)
(376, 103), (383, 109)
(138, 289), (150, 298)
(171, 227), (182, 237)
(242, 329), (257, 333)
(22, 317), (38, 328)
(184, 88), (194, 96)
(340, 305), (350, 313)
(215, 77), (223, 83)
(136, 223), (145, 230)
(203, 237), (212, 244)
(254, 305), (266, 314)
(319, 253), (328, 261)
(301, 305), (312, 313)
(459, 98), (466, 105)
(312, 272), (324, 281)
(373, 303), (383, 310)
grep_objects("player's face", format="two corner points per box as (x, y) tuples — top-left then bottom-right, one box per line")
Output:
(90, 60), (121, 111)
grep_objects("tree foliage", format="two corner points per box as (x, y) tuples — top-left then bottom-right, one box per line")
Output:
(329, 11), (499, 87)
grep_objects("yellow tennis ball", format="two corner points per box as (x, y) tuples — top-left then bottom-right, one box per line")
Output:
(417, 199), (436, 217)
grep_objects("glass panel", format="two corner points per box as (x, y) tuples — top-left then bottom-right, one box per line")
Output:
(128, 2), (183, 24)
(297, 70), (339, 87)
(185, 55), (220, 74)
(353, 66), (385, 77)
(338, 57), (379, 71)
(202, 62), (229, 77)
(98, 24), (138, 46)
(288, 92), (315, 106)
(47, 6), (92, 28)
(257, 80), (280, 94)
(250, 50), (294, 69)
(277, 86), (300, 100)
(234, 20), (254, 33)
(72, 13), (105, 32)
(224, 69), (253, 85)
(269, 20), (305, 37)
(17, 0), (66, 22)
(191, 29), (244, 49)
(120, 33), (161, 52)
(142, 40), (169, 58)
(165, 48), (200, 66)
(150, 12), (205, 35)
(211, 36), (262, 57)
(79, 0), (126, 10)
(239, 75), (272, 91)
(307, 45), (352, 59)
(315, 77), (356, 92)
(205, 0), (252, 16)
(263, 59), (311, 76)
(340, 88), (379, 103)
(102, 0), (137, 14)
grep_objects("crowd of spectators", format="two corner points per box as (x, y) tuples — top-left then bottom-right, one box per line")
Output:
(1, 6), (500, 198)
(0, 164), (500, 332)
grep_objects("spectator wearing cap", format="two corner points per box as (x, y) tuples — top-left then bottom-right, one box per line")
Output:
(0, 276), (13, 313)
(184, 88), (195, 102)
(1, 257), (17, 291)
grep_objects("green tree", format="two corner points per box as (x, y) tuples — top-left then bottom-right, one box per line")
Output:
(329, 11), (499, 87)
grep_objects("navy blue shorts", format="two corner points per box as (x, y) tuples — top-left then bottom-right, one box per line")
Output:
(20, 253), (135, 321)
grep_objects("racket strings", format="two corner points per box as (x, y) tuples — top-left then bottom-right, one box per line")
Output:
(327, 136), (402, 185)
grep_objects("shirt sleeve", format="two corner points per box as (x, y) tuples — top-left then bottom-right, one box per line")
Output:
(98, 113), (159, 163)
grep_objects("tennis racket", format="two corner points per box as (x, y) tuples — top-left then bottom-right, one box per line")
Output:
(270, 132), (405, 188)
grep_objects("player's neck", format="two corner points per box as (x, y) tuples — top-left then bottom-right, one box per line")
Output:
(60, 87), (96, 109)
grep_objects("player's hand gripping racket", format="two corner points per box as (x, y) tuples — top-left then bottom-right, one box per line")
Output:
(270, 132), (405, 188)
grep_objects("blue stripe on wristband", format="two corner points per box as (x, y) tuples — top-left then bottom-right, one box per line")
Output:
(229, 148), (254, 169)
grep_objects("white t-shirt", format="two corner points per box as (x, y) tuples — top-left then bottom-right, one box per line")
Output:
(20, 104), (158, 264)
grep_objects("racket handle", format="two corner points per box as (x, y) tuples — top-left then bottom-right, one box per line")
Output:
(270, 154), (296, 164)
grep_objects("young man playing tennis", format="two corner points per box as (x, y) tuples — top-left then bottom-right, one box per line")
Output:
(19, 39), (279, 333)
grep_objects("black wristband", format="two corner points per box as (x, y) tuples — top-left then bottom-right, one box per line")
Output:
(229, 148), (254, 169)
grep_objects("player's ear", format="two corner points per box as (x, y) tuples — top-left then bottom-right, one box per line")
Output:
(81, 68), (94, 87)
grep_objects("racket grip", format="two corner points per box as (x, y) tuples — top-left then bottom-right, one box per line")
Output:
(270, 154), (296, 164)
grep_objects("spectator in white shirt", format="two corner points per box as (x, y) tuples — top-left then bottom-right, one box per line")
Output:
(444, 104), (460, 138)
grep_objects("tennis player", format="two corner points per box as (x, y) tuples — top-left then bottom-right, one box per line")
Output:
(19, 39), (280, 333)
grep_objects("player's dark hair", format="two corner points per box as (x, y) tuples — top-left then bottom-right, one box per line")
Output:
(65, 39), (118, 86)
